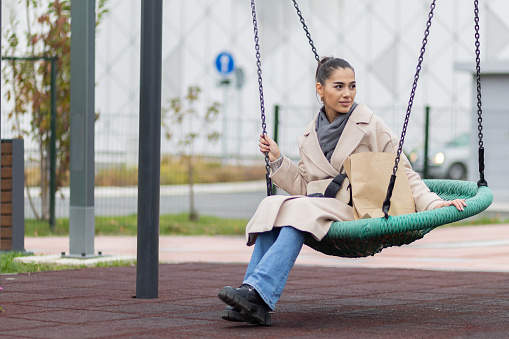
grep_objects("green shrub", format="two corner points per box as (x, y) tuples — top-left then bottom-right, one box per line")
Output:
(25, 214), (248, 237)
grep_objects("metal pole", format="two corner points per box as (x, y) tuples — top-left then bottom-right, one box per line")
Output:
(69, 0), (96, 257)
(221, 84), (229, 166)
(49, 58), (57, 231)
(423, 106), (430, 179)
(136, 0), (163, 299)
(273, 105), (279, 145)
(272, 104), (279, 195)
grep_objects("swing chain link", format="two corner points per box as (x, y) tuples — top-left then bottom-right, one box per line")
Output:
(474, 0), (487, 187)
(382, 0), (436, 219)
(251, 0), (273, 196)
(291, 0), (320, 62)
(474, 0), (483, 148)
(393, 0), (436, 175)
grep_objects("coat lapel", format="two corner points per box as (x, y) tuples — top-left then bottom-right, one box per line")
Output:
(330, 103), (373, 171)
(299, 104), (374, 177)
(299, 115), (338, 177)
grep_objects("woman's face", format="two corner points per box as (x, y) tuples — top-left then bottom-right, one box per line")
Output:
(316, 67), (356, 121)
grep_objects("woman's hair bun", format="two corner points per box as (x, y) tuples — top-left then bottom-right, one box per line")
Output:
(315, 57), (354, 85)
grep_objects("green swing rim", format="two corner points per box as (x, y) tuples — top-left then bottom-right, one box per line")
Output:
(304, 179), (494, 258)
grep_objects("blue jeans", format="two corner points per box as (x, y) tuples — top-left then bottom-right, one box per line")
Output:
(243, 226), (306, 310)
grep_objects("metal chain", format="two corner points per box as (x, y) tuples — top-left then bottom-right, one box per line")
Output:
(474, 0), (487, 187)
(291, 0), (320, 62)
(382, 0), (436, 218)
(392, 0), (436, 177)
(251, 0), (273, 196)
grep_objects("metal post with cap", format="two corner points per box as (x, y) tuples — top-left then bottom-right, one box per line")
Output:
(136, 0), (163, 299)
(69, 0), (96, 258)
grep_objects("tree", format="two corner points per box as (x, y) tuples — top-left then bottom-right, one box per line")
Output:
(162, 86), (221, 221)
(2, 0), (108, 222)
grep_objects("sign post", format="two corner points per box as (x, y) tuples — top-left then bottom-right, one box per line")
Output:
(215, 52), (235, 165)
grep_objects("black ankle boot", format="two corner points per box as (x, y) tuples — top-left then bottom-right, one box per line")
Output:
(218, 284), (272, 325)
(221, 305), (248, 323)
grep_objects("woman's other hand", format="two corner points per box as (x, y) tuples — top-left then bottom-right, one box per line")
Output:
(434, 199), (467, 211)
(259, 134), (281, 162)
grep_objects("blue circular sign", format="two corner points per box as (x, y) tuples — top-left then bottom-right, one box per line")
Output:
(215, 52), (235, 75)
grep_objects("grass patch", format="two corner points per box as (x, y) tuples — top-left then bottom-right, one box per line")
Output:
(0, 251), (136, 274)
(25, 212), (507, 237)
(25, 213), (248, 237)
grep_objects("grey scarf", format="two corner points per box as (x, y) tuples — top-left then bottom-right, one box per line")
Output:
(315, 102), (357, 162)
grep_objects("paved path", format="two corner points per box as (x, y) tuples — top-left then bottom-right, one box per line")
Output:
(2, 224), (509, 337)
(22, 224), (509, 272)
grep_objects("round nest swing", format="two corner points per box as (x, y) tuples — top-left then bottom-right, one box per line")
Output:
(305, 180), (493, 257)
(250, 0), (493, 258)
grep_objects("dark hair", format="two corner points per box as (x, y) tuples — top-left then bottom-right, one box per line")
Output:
(315, 57), (355, 85)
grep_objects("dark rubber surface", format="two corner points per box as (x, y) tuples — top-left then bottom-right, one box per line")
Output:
(2, 263), (509, 337)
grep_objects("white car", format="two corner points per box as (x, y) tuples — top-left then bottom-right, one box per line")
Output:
(409, 133), (470, 180)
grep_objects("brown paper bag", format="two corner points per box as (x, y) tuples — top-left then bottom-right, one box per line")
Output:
(343, 152), (416, 219)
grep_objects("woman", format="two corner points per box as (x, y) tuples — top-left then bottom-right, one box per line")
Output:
(218, 57), (466, 326)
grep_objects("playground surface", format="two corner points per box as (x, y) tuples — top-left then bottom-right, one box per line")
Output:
(2, 224), (509, 338)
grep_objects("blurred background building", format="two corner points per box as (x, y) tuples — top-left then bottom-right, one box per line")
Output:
(2, 0), (508, 221)
(98, 0), (509, 164)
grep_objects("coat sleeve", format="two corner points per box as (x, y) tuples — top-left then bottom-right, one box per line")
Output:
(269, 155), (308, 196)
(380, 130), (443, 212)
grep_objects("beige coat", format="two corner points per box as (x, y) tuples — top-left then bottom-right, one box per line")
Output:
(245, 103), (442, 245)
